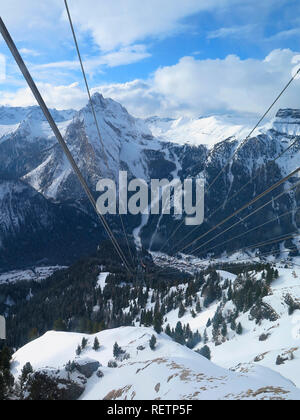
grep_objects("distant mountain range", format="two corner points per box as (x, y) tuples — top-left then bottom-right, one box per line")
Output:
(0, 93), (299, 270)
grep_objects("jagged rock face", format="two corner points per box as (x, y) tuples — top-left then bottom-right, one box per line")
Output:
(0, 97), (299, 267)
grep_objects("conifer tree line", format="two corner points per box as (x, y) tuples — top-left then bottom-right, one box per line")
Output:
(0, 241), (279, 355)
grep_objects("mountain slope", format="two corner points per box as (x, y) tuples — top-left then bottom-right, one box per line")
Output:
(0, 95), (299, 265)
(11, 326), (300, 400)
(0, 179), (105, 271)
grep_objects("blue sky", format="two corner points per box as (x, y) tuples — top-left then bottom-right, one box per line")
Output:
(0, 0), (300, 117)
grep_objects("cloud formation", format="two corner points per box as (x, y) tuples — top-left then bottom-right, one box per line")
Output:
(34, 45), (151, 72)
(207, 25), (256, 40)
(2, 49), (298, 120)
(0, 82), (87, 110)
(97, 49), (300, 118)
(65, 0), (219, 51)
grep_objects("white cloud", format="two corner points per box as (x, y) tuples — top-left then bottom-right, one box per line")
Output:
(34, 44), (151, 72)
(0, 0), (65, 42)
(0, 82), (87, 110)
(0, 0), (294, 54)
(0, 0), (224, 52)
(65, 0), (221, 51)
(207, 24), (256, 40)
(94, 49), (300, 118)
(1, 49), (300, 120)
(93, 80), (164, 117)
(19, 48), (41, 57)
(266, 28), (300, 42)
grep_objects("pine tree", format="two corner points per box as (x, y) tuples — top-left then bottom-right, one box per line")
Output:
(165, 324), (172, 337)
(203, 329), (209, 344)
(237, 322), (243, 335)
(53, 319), (67, 332)
(19, 362), (33, 390)
(197, 345), (211, 360)
(149, 335), (157, 350)
(227, 285), (233, 301)
(178, 303), (186, 319)
(153, 312), (163, 334)
(230, 319), (237, 331)
(174, 322), (185, 345)
(81, 337), (88, 350)
(93, 337), (100, 351)
(221, 322), (228, 338)
(0, 347), (14, 400)
(76, 345), (82, 356)
(113, 342), (124, 358)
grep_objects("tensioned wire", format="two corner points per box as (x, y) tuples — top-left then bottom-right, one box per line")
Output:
(64, 0), (135, 270)
(154, 69), (300, 259)
(170, 136), (300, 254)
(0, 17), (133, 274)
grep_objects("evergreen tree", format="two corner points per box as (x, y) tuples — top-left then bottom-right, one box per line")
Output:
(165, 324), (172, 337)
(203, 329), (209, 344)
(81, 337), (88, 350)
(20, 362), (33, 384)
(0, 347), (14, 400)
(28, 328), (39, 342)
(230, 319), (237, 331)
(113, 342), (125, 358)
(53, 319), (67, 332)
(221, 322), (228, 338)
(153, 312), (163, 334)
(174, 322), (185, 345)
(196, 299), (202, 313)
(149, 335), (157, 351)
(197, 345), (211, 360)
(76, 345), (82, 356)
(178, 303), (186, 319)
(227, 285), (233, 301)
(237, 322), (243, 335)
(93, 337), (100, 351)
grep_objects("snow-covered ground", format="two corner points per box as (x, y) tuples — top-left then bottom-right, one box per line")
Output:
(96, 272), (110, 292)
(153, 258), (300, 391)
(145, 114), (257, 148)
(0, 266), (67, 285)
(12, 326), (300, 400)
(210, 266), (300, 389)
(152, 250), (300, 274)
(9, 256), (300, 400)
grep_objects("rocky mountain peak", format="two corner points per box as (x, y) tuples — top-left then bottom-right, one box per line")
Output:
(276, 108), (300, 120)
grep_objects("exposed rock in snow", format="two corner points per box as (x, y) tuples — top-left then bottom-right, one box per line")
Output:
(11, 326), (300, 400)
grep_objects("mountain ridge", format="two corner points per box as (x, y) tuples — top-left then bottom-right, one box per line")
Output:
(0, 94), (299, 268)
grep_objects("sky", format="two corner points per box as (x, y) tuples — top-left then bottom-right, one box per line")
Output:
(0, 0), (300, 118)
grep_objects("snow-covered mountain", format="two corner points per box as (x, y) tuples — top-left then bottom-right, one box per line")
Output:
(11, 326), (300, 400)
(0, 94), (299, 267)
(2, 236), (300, 400)
(0, 179), (105, 271)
